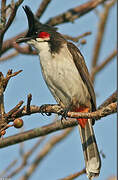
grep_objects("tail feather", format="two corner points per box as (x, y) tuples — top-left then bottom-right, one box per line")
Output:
(78, 119), (101, 179)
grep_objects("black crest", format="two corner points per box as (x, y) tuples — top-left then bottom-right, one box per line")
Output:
(23, 6), (57, 38)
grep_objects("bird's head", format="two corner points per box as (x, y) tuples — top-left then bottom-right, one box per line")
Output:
(16, 6), (66, 53)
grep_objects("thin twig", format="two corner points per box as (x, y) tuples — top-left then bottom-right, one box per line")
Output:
(1, 0), (108, 56)
(60, 168), (86, 180)
(0, 51), (19, 62)
(0, 159), (17, 177)
(12, 42), (37, 55)
(0, 101), (116, 148)
(5, 101), (24, 118)
(20, 128), (72, 180)
(3, 0), (24, 33)
(91, 0), (116, 82)
(0, 0), (24, 54)
(63, 32), (91, 42)
(36, 0), (52, 19)
(46, 0), (109, 25)
(26, 94), (32, 114)
(98, 91), (117, 109)
(3, 69), (23, 91)
(91, 48), (117, 80)
(0, 70), (23, 134)
(7, 137), (45, 178)
(0, 72), (5, 116)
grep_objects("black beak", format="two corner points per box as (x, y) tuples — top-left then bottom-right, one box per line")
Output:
(16, 5), (41, 43)
(16, 36), (33, 43)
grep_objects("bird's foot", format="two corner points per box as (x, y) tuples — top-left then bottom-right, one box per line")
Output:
(60, 105), (71, 123)
(40, 104), (52, 116)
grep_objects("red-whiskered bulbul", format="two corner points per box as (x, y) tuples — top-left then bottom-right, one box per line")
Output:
(17, 6), (101, 179)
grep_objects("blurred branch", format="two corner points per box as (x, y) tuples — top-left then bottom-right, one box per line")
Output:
(36, 0), (52, 19)
(91, 48), (117, 80)
(12, 42), (37, 55)
(106, 176), (117, 180)
(60, 168), (86, 180)
(0, 159), (17, 177)
(20, 128), (72, 180)
(98, 90), (117, 109)
(46, 0), (108, 25)
(3, 0), (24, 33)
(7, 137), (45, 178)
(63, 32), (91, 43)
(0, 31), (91, 62)
(0, 51), (19, 62)
(91, 0), (116, 82)
(1, 0), (108, 56)
(0, 0), (24, 54)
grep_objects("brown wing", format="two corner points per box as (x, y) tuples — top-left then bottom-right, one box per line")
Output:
(67, 42), (96, 111)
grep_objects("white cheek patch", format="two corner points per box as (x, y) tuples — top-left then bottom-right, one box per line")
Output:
(36, 38), (44, 42)
(36, 37), (50, 42)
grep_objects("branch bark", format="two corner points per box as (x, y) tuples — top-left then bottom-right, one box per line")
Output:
(0, 101), (116, 149)
(46, 0), (108, 25)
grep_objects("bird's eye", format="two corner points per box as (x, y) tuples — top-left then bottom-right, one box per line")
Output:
(35, 32), (38, 35)
(38, 32), (50, 38)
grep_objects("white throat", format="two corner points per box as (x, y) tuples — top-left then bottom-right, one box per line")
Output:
(27, 39), (50, 53)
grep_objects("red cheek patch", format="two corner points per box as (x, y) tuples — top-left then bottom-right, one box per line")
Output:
(38, 32), (50, 38)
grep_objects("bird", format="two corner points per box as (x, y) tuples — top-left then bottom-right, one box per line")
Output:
(16, 6), (101, 179)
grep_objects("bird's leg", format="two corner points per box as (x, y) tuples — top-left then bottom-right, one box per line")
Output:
(60, 102), (73, 121)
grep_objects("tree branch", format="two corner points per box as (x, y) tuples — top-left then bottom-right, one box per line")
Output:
(60, 168), (86, 180)
(7, 137), (45, 178)
(0, 0), (24, 54)
(0, 70), (22, 133)
(91, 0), (116, 82)
(1, 0), (108, 56)
(0, 159), (17, 177)
(20, 128), (72, 180)
(98, 90), (117, 109)
(91, 48), (117, 79)
(0, 100), (116, 148)
(46, 0), (108, 25)
(0, 51), (19, 62)
(36, 0), (52, 19)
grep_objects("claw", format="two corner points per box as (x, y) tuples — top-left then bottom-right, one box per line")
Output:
(61, 109), (68, 120)
(60, 108), (69, 125)
(60, 105), (71, 122)
(40, 104), (52, 116)
(45, 112), (52, 116)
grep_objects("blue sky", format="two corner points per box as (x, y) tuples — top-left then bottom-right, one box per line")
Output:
(0, 0), (117, 180)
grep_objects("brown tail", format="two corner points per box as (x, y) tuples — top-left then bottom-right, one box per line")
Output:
(78, 119), (101, 179)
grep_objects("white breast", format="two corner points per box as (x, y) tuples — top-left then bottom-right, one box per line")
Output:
(38, 42), (90, 108)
